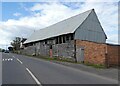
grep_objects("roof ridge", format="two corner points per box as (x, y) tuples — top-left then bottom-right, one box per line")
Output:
(72, 9), (93, 33)
(37, 9), (93, 31)
(24, 9), (94, 44)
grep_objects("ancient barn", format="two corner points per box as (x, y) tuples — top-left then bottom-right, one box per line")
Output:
(23, 9), (119, 66)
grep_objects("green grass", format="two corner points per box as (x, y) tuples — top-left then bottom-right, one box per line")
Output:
(24, 54), (106, 68)
(17, 52), (76, 63)
(36, 54), (76, 63)
(13, 51), (106, 69)
(84, 62), (106, 69)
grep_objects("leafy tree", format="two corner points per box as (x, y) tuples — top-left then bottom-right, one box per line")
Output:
(11, 37), (21, 50)
(2, 49), (5, 52)
(0, 48), (2, 52)
(8, 47), (13, 51)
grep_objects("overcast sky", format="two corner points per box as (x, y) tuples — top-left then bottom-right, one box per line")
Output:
(0, 0), (119, 49)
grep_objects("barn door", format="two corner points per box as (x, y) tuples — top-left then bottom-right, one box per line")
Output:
(76, 47), (84, 62)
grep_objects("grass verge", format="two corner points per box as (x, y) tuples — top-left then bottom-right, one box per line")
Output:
(13, 51), (106, 69)
(84, 62), (106, 69)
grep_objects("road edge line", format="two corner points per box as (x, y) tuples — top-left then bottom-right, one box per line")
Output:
(16, 58), (23, 64)
(26, 68), (41, 85)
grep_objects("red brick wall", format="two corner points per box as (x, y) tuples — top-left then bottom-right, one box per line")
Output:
(75, 40), (119, 66)
(106, 44), (119, 66)
(76, 40), (106, 65)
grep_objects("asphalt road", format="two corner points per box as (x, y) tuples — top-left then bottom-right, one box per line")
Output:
(2, 53), (118, 85)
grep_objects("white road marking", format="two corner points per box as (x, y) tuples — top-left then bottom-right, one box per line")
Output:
(5, 59), (7, 61)
(13, 56), (41, 85)
(2, 58), (13, 61)
(26, 68), (41, 85)
(8, 59), (10, 61)
(10, 58), (13, 61)
(13, 56), (23, 64)
(16, 58), (23, 64)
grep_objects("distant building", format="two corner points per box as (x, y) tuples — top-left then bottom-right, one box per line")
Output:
(23, 9), (119, 67)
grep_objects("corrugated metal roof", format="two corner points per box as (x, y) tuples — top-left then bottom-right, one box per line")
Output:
(24, 9), (93, 44)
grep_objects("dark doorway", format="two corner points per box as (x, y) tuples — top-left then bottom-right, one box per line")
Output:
(50, 45), (52, 49)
